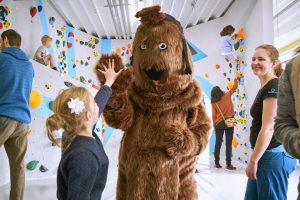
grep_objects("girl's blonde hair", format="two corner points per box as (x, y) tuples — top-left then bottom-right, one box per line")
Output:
(255, 44), (283, 77)
(46, 87), (92, 153)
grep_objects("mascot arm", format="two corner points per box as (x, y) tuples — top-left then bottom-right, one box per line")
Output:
(95, 54), (134, 131)
(187, 103), (212, 155)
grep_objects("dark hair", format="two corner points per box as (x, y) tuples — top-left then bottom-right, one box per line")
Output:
(220, 25), (235, 36)
(211, 86), (225, 103)
(1, 29), (22, 47)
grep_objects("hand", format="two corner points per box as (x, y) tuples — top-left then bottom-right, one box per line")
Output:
(98, 59), (123, 87)
(234, 72), (243, 79)
(246, 161), (257, 180)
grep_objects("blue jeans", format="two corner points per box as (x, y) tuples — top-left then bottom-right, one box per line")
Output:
(244, 146), (296, 200)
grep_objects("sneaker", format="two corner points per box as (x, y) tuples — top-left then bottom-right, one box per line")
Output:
(226, 165), (237, 170)
(214, 163), (222, 168)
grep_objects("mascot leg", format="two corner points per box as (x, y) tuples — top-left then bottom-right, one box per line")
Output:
(178, 157), (198, 200)
(116, 166), (128, 200)
(122, 151), (179, 200)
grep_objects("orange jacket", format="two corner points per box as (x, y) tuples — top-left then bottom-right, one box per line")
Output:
(212, 78), (238, 127)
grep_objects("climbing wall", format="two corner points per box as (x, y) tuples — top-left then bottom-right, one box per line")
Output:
(0, 0), (12, 31)
(220, 29), (252, 165)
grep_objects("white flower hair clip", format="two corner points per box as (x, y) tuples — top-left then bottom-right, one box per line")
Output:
(67, 98), (85, 115)
(53, 128), (64, 139)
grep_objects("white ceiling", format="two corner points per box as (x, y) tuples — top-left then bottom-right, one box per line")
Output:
(44, 0), (235, 39)
(273, 0), (300, 38)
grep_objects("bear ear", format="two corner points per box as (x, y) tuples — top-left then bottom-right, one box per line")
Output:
(135, 5), (165, 25)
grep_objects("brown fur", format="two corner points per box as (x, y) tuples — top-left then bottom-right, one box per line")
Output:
(95, 5), (211, 200)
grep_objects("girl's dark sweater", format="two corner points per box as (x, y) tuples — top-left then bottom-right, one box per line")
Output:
(57, 85), (112, 200)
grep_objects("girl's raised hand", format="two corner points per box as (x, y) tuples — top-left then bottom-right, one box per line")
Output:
(98, 59), (123, 87)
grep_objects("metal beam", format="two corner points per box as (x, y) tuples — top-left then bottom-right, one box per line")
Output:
(107, 0), (122, 39)
(48, 0), (77, 28)
(273, 0), (300, 19)
(193, 0), (210, 26)
(204, 0), (221, 22)
(91, 0), (110, 38)
(169, 0), (176, 15)
(120, 0), (129, 39)
(178, 0), (187, 21)
(79, 0), (102, 38)
(125, 0), (133, 38)
(112, 0), (127, 39)
(66, 0), (92, 34)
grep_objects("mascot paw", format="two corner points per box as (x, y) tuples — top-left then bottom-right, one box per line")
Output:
(165, 127), (195, 157)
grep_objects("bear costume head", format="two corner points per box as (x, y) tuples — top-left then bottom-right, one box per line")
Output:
(132, 5), (194, 94)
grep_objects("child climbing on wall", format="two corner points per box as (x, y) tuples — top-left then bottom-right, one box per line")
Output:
(34, 35), (57, 70)
(220, 25), (241, 82)
(46, 59), (122, 200)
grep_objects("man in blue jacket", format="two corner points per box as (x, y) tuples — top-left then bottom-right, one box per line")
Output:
(0, 29), (34, 200)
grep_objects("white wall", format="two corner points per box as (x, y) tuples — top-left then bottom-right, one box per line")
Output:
(185, 0), (274, 165)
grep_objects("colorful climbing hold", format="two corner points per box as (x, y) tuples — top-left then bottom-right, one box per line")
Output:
(29, 90), (43, 108)
(37, 5), (43, 12)
(26, 160), (39, 171)
(80, 76), (86, 83)
(39, 165), (48, 173)
(232, 137), (238, 148)
(64, 81), (74, 87)
(49, 101), (54, 111)
(67, 42), (72, 48)
(45, 84), (51, 90)
(227, 82), (233, 90)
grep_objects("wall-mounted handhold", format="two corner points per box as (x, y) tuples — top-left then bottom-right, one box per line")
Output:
(26, 160), (39, 171)
(29, 90), (43, 108)
(39, 165), (48, 173)
(64, 81), (74, 87)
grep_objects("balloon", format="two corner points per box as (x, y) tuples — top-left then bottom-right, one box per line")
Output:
(38, 5), (43, 12)
(30, 7), (37, 18)
(227, 81), (234, 90)
(29, 90), (43, 108)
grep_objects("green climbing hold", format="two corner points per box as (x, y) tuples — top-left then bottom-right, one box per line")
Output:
(88, 43), (92, 48)
(26, 160), (39, 171)
(84, 61), (89, 66)
(95, 38), (99, 44)
(39, 165), (48, 173)
(49, 101), (54, 111)
(84, 42), (88, 46)
(80, 60), (84, 65)
(80, 76), (86, 83)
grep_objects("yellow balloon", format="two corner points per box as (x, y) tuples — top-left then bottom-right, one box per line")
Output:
(227, 82), (234, 90)
(29, 90), (43, 108)
(232, 137), (238, 148)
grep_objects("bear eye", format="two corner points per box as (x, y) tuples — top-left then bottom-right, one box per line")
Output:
(140, 44), (147, 50)
(159, 43), (167, 50)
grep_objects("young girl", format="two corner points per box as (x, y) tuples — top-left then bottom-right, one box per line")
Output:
(220, 25), (240, 82)
(244, 45), (296, 200)
(47, 59), (122, 200)
(211, 73), (240, 170)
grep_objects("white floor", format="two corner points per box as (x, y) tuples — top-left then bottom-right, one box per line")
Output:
(0, 161), (299, 200)
(1, 132), (299, 200)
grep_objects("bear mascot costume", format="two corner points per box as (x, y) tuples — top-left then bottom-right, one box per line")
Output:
(95, 5), (211, 200)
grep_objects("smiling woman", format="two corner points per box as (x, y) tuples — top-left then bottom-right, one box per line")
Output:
(244, 44), (296, 200)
